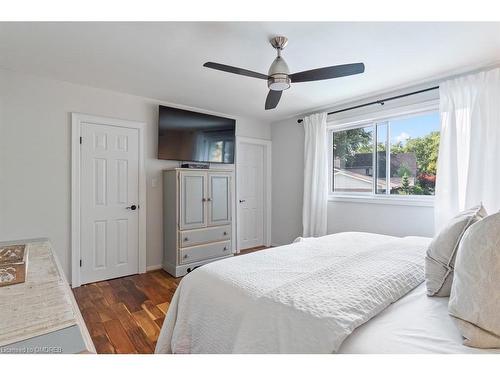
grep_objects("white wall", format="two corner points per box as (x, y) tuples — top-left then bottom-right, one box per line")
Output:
(0, 68), (271, 279)
(271, 87), (438, 246)
(271, 118), (304, 246)
(327, 200), (434, 237)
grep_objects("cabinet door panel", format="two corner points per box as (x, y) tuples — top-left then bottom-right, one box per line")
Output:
(179, 172), (207, 230)
(208, 173), (231, 226)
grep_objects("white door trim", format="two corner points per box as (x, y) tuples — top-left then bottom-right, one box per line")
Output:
(71, 113), (147, 287)
(235, 136), (272, 252)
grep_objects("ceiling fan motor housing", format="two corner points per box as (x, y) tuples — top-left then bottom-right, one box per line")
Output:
(268, 56), (291, 91)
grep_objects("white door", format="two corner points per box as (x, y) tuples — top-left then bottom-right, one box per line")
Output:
(208, 173), (231, 227)
(80, 122), (140, 284)
(237, 142), (265, 250)
(179, 171), (207, 230)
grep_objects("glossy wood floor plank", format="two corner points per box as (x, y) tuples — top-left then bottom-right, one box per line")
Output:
(132, 310), (160, 341)
(73, 248), (269, 354)
(103, 319), (137, 354)
(112, 302), (155, 354)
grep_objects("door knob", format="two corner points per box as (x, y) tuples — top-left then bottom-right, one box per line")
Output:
(239, 199), (245, 203)
(126, 205), (137, 210)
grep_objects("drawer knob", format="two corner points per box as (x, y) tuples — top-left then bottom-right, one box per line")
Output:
(223, 231), (227, 236)
(183, 254), (189, 259)
(223, 246), (228, 251)
(184, 237), (189, 241)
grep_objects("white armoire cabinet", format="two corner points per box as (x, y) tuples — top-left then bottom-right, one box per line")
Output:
(163, 168), (233, 277)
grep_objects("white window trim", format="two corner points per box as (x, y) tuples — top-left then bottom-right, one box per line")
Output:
(328, 194), (434, 207)
(328, 99), (439, 205)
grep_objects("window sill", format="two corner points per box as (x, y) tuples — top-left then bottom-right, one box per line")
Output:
(328, 194), (434, 207)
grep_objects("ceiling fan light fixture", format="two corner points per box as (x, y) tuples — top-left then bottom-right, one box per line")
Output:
(267, 55), (291, 91)
(268, 74), (291, 91)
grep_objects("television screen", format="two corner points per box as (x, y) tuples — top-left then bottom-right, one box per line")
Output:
(158, 105), (235, 164)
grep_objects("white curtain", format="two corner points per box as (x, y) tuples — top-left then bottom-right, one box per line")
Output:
(302, 112), (328, 237)
(435, 67), (500, 230)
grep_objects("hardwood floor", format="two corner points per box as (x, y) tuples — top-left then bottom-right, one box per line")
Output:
(73, 246), (269, 354)
(73, 270), (180, 353)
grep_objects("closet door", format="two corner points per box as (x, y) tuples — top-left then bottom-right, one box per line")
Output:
(179, 171), (207, 230)
(207, 173), (232, 227)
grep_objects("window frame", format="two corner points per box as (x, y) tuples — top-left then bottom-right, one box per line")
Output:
(328, 99), (439, 206)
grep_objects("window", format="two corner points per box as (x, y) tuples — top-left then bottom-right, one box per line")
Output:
(333, 126), (374, 193)
(331, 110), (440, 197)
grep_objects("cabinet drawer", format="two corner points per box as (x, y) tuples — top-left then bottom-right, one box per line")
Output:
(179, 225), (231, 248)
(179, 240), (231, 264)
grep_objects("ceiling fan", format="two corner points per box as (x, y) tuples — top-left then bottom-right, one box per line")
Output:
(203, 36), (365, 110)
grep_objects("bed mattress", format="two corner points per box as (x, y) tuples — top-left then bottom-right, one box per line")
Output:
(339, 283), (500, 354)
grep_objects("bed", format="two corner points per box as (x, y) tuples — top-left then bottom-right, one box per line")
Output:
(339, 283), (499, 353)
(155, 231), (499, 354)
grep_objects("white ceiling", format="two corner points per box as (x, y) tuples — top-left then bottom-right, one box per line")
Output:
(1, 22), (500, 122)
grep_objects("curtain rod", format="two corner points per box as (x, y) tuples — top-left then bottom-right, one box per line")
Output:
(296, 86), (440, 124)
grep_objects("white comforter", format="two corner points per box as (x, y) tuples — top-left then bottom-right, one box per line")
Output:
(155, 232), (431, 354)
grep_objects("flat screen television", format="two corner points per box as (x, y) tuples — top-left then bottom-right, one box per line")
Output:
(158, 105), (236, 164)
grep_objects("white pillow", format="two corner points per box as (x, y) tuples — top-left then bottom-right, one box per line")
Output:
(425, 204), (487, 297)
(448, 211), (500, 348)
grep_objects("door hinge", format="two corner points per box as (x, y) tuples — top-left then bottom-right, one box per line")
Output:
(79, 259), (82, 267)
(79, 136), (82, 144)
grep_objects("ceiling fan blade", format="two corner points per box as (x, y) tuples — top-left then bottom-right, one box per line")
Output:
(290, 63), (365, 83)
(203, 62), (269, 80)
(265, 90), (282, 110)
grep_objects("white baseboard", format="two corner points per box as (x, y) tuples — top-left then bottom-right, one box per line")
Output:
(146, 264), (163, 272)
